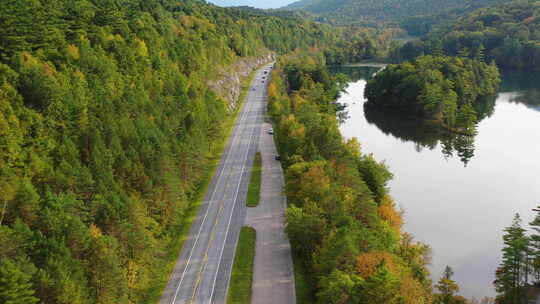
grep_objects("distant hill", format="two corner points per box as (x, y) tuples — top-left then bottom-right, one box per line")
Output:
(390, 1), (540, 71)
(283, 0), (512, 26)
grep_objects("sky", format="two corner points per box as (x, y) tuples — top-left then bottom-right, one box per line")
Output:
(207, 0), (297, 9)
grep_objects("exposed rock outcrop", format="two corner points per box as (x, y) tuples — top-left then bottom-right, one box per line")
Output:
(208, 53), (275, 111)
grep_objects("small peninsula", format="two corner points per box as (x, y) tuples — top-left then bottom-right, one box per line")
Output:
(364, 55), (501, 134)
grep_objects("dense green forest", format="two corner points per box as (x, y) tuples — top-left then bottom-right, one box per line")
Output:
(283, 0), (511, 26)
(364, 56), (500, 134)
(267, 52), (435, 303)
(393, 1), (540, 71)
(0, 0), (355, 303)
(324, 27), (404, 64)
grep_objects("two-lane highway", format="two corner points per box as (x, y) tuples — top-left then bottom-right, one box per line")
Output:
(159, 63), (273, 304)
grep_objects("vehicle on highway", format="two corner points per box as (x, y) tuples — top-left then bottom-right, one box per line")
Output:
(268, 128), (273, 134)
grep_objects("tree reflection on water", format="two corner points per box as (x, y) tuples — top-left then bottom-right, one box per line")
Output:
(333, 66), (539, 165)
(363, 104), (482, 166)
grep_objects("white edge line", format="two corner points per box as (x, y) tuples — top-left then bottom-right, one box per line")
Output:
(169, 66), (260, 304)
(209, 64), (273, 303)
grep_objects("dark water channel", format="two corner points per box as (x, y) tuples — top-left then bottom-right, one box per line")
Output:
(334, 66), (540, 298)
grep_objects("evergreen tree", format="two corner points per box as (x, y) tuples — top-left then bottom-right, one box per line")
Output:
(434, 266), (461, 304)
(474, 44), (485, 62)
(0, 258), (39, 304)
(494, 213), (528, 304)
(529, 206), (540, 282)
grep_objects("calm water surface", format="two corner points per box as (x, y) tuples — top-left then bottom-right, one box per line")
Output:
(336, 67), (540, 298)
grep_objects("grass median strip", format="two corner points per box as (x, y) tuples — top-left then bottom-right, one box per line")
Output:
(151, 64), (264, 303)
(227, 226), (256, 304)
(246, 152), (262, 207)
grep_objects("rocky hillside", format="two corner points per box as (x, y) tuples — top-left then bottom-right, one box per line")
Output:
(208, 53), (275, 110)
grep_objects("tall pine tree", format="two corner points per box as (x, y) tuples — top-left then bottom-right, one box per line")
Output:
(434, 266), (462, 304)
(529, 206), (540, 282)
(494, 213), (529, 304)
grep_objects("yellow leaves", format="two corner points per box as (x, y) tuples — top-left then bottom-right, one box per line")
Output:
(356, 251), (430, 304)
(399, 275), (429, 304)
(134, 38), (149, 58)
(104, 33), (124, 44)
(41, 63), (55, 76)
(74, 70), (85, 80)
(399, 233), (432, 268)
(303, 165), (331, 193)
(0, 179), (17, 203)
(267, 82), (278, 99)
(286, 161), (330, 206)
(290, 124), (305, 140)
(19, 52), (39, 67)
(173, 24), (183, 36)
(89, 223), (103, 239)
(281, 112), (306, 140)
(179, 15), (216, 31)
(304, 56), (317, 67)
(0, 111), (9, 133)
(356, 252), (397, 279)
(378, 196), (403, 232)
(345, 137), (361, 158)
(179, 15), (194, 28)
(19, 52), (56, 76)
(67, 44), (80, 60)
(291, 93), (306, 112)
(126, 260), (143, 290)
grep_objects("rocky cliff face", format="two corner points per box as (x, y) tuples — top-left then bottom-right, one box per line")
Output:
(208, 53), (275, 111)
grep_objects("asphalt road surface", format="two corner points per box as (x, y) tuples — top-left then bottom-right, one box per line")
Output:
(245, 121), (296, 304)
(159, 63), (273, 304)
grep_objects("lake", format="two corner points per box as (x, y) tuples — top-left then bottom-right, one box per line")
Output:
(335, 66), (540, 299)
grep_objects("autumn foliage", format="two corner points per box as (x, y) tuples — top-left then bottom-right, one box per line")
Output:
(272, 53), (433, 303)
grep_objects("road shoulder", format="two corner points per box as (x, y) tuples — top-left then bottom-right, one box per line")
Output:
(245, 122), (296, 304)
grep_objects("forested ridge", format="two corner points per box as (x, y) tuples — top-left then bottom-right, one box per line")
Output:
(283, 0), (511, 26)
(0, 0), (354, 303)
(267, 52), (436, 303)
(393, 1), (540, 71)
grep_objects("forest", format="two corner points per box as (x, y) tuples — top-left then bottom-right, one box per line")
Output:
(2, 0), (532, 302)
(284, 0), (511, 26)
(393, 1), (540, 71)
(0, 0), (358, 303)
(267, 52), (439, 303)
(323, 27), (405, 65)
(364, 55), (500, 134)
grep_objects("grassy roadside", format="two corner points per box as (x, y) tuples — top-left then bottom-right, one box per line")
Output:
(227, 227), (257, 304)
(246, 152), (262, 207)
(148, 63), (264, 303)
